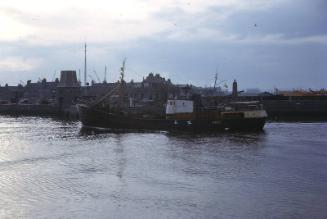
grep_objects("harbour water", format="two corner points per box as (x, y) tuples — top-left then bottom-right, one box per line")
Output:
(0, 116), (326, 218)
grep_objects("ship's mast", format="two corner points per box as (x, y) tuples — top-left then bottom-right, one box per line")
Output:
(120, 58), (126, 83)
(78, 69), (81, 83)
(118, 58), (126, 110)
(214, 72), (218, 89)
(84, 43), (87, 86)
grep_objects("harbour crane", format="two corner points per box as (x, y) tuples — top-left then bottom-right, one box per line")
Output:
(19, 80), (26, 86)
(213, 71), (226, 89)
(52, 70), (57, 81)
(93, 70), (101, 83)
(88, 75), (96, 84)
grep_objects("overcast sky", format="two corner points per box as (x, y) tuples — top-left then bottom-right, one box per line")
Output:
(0, 0), (326, 90)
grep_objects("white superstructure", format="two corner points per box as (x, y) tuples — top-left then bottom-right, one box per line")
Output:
(166, 100), (194, 115)
(243, 110), (267, 118)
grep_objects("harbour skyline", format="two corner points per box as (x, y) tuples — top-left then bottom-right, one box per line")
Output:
(1, 2), (327, 218)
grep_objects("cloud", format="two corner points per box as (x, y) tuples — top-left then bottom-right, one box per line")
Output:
(153, 0), (327, 46)
(242, 34), (327, 45)
(0, 10), (35, 41)
(0, 57), (42, 71)
(0, 0), (325, 89)
(0, 0), (288, 45)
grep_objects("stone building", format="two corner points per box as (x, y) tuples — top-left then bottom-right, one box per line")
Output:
(0, 71), (203, 117)
(0, 84), (24, 103)
(126, 73), (172, 103)
(23, 79), (59, 104)
(56, 70), (81, 114)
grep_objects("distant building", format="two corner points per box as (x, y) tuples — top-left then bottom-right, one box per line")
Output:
(0, 84), (24, 103)
(127, 73), (172, 103)
(58, 70), (80, 87)
(23, 78), (58, 104)
(56, 71), (81, 113)
(276, 89), (325, 96)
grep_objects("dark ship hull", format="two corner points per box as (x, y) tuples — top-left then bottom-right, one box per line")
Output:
(77, 104), (172, 130)
(77, 104), (266, 131)
(222, 117), (266, 131)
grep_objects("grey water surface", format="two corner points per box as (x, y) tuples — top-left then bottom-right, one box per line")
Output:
(0, 116), (326, 218)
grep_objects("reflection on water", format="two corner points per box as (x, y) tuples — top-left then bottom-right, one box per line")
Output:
(0, 116), (327, 218)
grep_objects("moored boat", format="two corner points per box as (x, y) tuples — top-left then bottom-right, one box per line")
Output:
(77, 99), (267, 131)
(220, 101), (267, 130)
(76, 60), (267, 131)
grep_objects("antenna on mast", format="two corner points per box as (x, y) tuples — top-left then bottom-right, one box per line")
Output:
(84, 43), (87, 86)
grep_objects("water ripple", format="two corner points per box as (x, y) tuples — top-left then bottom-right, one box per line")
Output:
(0, 117), (326, 218)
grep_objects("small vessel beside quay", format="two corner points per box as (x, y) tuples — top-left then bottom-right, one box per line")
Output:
(165, 99), (267, 131)
(219, 101), (267, 130)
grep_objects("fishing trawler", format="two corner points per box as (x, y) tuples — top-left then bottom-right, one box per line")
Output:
(77, 98), (267, 131)
(76, 61), (267, 131)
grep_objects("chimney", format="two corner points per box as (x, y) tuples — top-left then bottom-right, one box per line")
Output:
(232, 80), (238, 97)
(58, 70), (80, 87)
